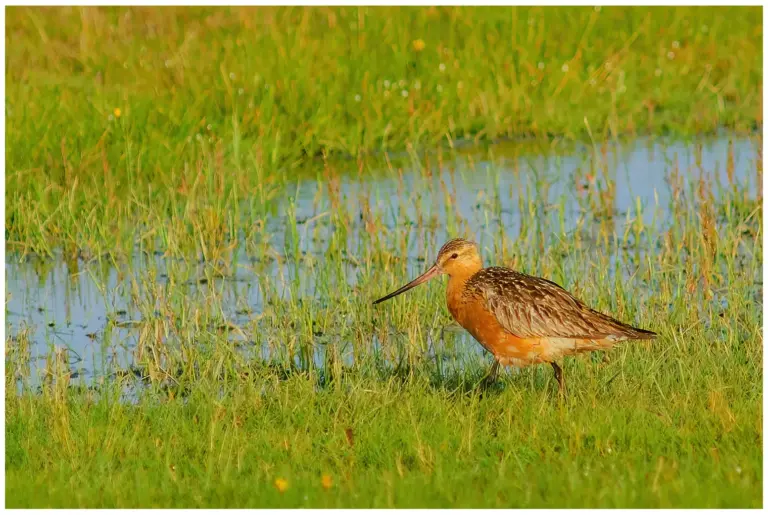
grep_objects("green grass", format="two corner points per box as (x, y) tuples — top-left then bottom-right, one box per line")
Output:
(5, 6), (763, 509)
(5, 369), (762, 508)
(5, 6), (763, 258)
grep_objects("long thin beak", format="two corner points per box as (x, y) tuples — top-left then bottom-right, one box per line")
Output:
(372, 264), (441, 305)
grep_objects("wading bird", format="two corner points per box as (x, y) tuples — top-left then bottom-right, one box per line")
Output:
(373, 238), (656, 393)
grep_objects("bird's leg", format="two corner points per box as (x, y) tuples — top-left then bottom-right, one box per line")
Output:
(477, 359), (500, 389)
(488, 359), (500, 383)
(551, 362), (566, 396)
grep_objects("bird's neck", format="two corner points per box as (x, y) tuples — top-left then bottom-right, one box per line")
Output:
(446, 263), (482, 299)
(445, 264), (482, 323)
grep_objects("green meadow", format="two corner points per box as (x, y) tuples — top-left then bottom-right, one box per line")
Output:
(5, 6), (763, 508)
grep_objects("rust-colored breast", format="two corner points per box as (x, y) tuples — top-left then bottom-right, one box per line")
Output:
(447, 284), (545, 366)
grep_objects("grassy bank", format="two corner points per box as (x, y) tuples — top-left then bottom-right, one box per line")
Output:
(6, 6), (763, 257)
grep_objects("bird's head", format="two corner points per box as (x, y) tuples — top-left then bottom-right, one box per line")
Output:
(372, 238), (482, 305)
(434, 238), (482, 277)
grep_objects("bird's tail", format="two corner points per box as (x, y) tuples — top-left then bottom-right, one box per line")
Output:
(592, 309), (657, 341)
(624, 325), (657, 340)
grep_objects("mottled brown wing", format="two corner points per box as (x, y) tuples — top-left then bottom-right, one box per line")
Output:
(468, 267), (633, 340)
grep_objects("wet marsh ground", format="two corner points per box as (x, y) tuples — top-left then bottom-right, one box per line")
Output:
(5, 6), (763, 508)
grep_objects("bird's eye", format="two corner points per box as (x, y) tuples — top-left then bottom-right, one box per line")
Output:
(451, 253), (459, 259)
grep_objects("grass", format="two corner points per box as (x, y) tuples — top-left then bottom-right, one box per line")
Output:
(5, 370), (762, 508)
(4, 6), (764, 509)
(5, 6), (763, 258)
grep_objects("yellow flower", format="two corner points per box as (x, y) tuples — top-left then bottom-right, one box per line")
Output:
(113, 107), (121, 118)
(412, 39), (426, 52)
(321, 474), (333, 490)
(274, 478), (289, 493)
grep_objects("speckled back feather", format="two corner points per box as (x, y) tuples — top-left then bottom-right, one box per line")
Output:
(464, 267), (657, 340)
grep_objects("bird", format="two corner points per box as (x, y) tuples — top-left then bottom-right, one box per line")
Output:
(372, 238), (656, 393)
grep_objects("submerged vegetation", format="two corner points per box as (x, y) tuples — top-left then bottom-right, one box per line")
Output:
(5, 6), (763, 509)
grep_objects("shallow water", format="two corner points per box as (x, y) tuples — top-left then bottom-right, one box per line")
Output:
(5, 135), (762, 391)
